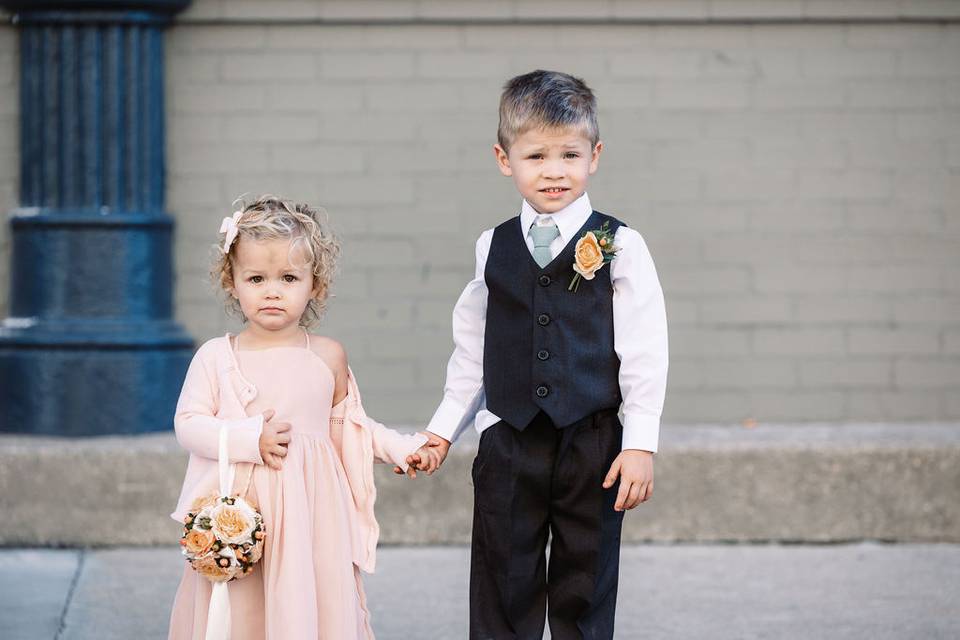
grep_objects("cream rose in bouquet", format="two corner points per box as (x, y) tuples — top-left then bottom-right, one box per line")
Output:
(180, 492), (266, 582)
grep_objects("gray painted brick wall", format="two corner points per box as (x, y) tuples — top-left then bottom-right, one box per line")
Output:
(1, 2), (959, 426)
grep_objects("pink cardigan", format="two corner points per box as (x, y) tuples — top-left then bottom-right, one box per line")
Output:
(170, 335), (426, 573)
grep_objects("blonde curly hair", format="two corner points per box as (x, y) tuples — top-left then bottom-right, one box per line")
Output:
(211, 195), (340, 328)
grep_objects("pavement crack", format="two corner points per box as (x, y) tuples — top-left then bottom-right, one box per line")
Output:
(54, 548), (86, 640)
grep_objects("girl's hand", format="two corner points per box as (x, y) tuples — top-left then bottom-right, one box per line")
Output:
(603, 449), (654, 512)
(405, 445), (441, 478)
(258, 409), (291, 471)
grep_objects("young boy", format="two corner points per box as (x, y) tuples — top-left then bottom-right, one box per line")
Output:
(424, 69), (669, 639)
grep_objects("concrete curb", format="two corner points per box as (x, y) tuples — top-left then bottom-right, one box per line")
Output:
(2, 424), (959, 546)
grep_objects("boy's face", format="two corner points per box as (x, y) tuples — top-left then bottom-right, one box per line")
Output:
(494, 126), (602, 215)
(230, 237), (320, 333)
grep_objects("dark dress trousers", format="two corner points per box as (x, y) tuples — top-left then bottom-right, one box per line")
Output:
(471, 211), (628, 640)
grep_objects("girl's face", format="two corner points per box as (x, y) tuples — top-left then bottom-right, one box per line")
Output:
(229, 236), (320, 333)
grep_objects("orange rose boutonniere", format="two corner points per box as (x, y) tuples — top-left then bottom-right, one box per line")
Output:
(569, 221), (619, 292)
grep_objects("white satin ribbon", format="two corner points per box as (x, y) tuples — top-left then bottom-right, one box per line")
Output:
(205, 426), (237, 640)
(206, 583), (231, 640)
(218, 424), (236, 498)
(219, 210), (243, 253)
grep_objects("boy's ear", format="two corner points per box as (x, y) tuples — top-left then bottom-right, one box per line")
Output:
(493, 144), (512, 177)
(589, 141), (603, 175)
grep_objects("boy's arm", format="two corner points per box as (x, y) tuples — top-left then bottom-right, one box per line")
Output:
(425, 231), (493, 449)
(174, 347), (266, 464)
(611, 227), (669, 454)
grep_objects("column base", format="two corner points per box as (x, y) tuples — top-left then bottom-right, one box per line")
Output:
(0, 319), (193, 435)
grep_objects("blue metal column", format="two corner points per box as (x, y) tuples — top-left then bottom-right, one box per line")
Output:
(0, 0), (193, 435)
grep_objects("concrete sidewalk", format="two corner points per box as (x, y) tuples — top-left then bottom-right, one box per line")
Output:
(2, 544), (958, 640)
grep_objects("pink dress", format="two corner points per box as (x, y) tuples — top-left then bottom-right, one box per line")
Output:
(168, 334), (377, 639)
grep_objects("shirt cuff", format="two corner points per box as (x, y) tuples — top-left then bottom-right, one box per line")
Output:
(426, 397), (467, 443)
(621, 412), (660, 453)
(231, 413), (265, 464)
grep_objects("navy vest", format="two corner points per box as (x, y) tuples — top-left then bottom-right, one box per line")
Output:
(483, 210), (625, 430)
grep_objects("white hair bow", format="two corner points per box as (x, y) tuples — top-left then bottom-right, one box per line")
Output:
(219, 210), (243, 253)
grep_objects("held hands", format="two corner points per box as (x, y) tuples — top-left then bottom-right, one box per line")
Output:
(401, 442), (441, 479)
(258, 409), (291, 470)
(603, 449), (654, 512)
(393, 432), (452, 478)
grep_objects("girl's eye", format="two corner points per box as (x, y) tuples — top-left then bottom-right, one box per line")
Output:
(528, 154), (543, 160)
(249, 276), (263, 283)
(283, 275), (298, 283)
(565, 153), (579, 159)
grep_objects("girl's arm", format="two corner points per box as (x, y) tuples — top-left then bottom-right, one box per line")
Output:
(174, 347), (265, 464)
(366, 416), (428, 469)
(319, 337), (427, 469)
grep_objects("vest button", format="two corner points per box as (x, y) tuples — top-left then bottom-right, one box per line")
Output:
(538, 275), (551, 286)
(537, 313), (550, 326)
(536, 385), (549, 398)
(537, 349), (549, 361)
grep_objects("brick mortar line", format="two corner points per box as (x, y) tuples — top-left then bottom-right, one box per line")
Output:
(172, 17), (960, 27)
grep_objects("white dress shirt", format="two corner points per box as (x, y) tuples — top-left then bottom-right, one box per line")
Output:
(426, 193), (669, 452)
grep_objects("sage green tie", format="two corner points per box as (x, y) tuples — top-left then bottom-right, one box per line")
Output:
(529, 221), (560, 268)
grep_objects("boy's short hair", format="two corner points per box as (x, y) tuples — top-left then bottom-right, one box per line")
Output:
(497, 69), (599, 151)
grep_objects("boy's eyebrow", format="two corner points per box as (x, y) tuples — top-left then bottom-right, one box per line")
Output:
(518, 138), (586, 150)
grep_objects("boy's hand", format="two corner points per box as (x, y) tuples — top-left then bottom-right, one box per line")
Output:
(393, 432), (451, 476)
(258, 409), (291, 471)
(401, 443), (441, 478)
(422, 431), (451, 471)
(603, 449), (654, 512)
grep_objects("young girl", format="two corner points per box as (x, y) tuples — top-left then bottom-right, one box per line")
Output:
(167, 196), (438, 639)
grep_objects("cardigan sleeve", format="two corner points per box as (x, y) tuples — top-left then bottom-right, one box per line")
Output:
(174, 346), (265, 464)
(365, 416), (428, 471)
(339, 367), (427, 471)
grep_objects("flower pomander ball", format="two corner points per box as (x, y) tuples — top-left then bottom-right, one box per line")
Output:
(180, 493), (266, 583)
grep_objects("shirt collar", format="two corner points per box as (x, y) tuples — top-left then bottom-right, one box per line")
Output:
(519, 192), (593, 246)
